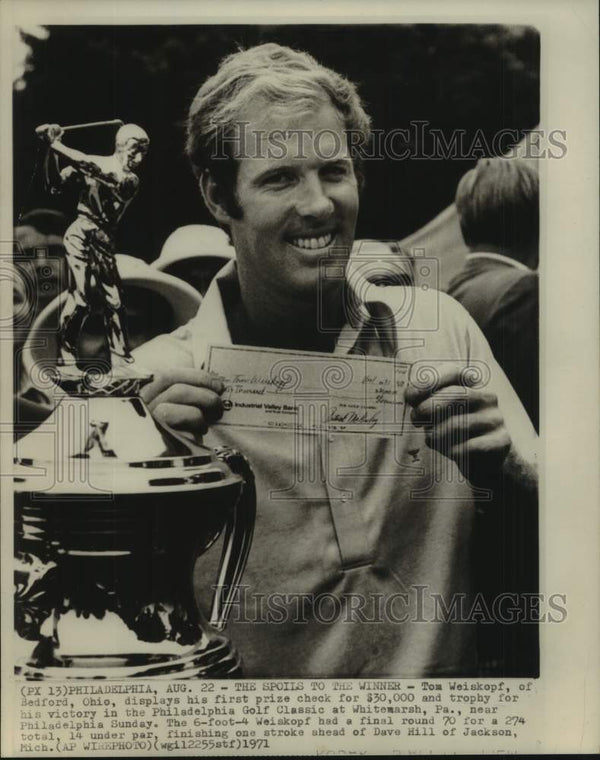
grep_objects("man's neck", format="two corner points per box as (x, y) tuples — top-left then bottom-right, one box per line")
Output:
(226, 274), (346, 353)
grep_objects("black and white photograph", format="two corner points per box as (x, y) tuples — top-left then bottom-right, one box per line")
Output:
(1, 0), (598, 756)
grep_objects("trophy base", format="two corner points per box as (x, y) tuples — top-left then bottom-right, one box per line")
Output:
(15, 630), (242, 680)
(14, 388), (255, 682)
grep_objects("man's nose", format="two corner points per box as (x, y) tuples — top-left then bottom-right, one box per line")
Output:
(295, 176), (334, 220)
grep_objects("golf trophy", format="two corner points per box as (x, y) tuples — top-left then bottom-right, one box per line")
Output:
(13, 121), (255, 678)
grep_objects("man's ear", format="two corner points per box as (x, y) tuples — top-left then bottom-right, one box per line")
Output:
(199, 171), (233, 226)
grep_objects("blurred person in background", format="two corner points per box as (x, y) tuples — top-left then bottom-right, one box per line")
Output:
(446, 157), (539, 431)
(14, 208), (69, 319)
(12, 209), (69, 429)
(152, 224), (235, 297)
(446, 157), (539, 675)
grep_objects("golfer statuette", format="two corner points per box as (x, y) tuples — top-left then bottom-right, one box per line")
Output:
(34, 119), (147, 378)
(13, 121), (256, 679)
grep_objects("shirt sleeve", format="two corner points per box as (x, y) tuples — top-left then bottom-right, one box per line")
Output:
(132, 321), (197, 373)
(445, 292), (538, 469)
(484, 274), (539, 430)
(388, 286), (538, 471)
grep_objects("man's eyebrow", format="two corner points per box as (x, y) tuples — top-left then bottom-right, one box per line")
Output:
(254, 155), (351, 178)
(251, 164), (298, 184)
(323, 157), (352, 166)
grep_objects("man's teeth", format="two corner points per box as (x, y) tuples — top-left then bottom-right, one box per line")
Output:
(290, 233), (334, 249)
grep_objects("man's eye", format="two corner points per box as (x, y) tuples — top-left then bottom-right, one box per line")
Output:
(264, 171), (295, 186)
(322, 164), (349, 180)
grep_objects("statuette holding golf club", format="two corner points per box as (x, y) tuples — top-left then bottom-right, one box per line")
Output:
(34, 118), (150, 384)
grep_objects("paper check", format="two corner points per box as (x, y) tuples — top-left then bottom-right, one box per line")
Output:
(206, 345), (410, 435)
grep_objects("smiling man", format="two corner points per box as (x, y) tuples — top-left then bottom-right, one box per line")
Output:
(134, 44), (538, 677)
(200, 102), (358, 353)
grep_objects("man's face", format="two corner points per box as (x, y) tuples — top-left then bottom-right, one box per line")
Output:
(225, 101), (359, 299)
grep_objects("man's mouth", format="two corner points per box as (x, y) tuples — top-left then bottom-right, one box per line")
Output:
(288, 232), (335, 250)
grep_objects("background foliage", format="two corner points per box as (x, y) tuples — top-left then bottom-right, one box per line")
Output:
(14, 24), (539, 261)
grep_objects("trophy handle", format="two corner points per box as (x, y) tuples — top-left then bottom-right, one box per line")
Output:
(209, 448), (256, 631)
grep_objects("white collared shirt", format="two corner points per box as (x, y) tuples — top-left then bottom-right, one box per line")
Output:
(135, 263), (536, 677)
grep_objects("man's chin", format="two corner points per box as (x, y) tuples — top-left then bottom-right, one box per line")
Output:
(286, 271), (346, 302)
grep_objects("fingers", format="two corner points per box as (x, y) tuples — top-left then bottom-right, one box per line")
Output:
(140, 369), (225, 436)
(461, 429), (512, 459)
(151, 402), (211, 435)
(410, 387), (499, 428)
(422, 420), (511, 483)
(422, 406), (508, 455)
(148, 383), (224, 424)
(406, 363), (485, 408)
(407, 378), (511, 481)
(140, 368), (224, 405)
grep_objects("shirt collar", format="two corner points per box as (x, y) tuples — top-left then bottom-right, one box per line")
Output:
(466, 251), (532, 272)
(185, 262), (235, 363)
(198, 260), (397, 358)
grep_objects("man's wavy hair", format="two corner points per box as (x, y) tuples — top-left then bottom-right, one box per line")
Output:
(186, 43), (372, 217)
(456, 157), (539, 266)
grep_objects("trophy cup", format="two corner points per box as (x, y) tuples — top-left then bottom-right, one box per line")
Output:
(13, 121), (255, 679)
